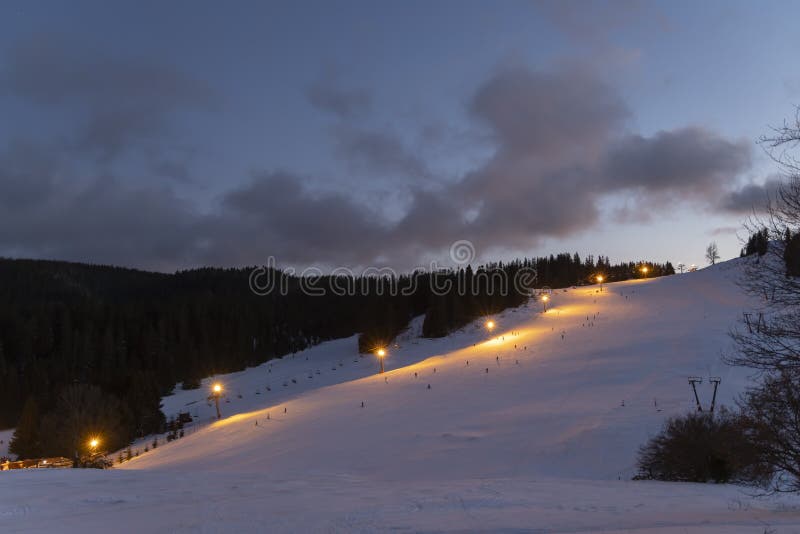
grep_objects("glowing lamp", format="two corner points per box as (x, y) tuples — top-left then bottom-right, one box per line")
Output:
(375, 348), (387, 373)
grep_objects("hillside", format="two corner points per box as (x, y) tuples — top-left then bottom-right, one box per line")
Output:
(128, 260), (748, 480)
(2, 258), (800, 532)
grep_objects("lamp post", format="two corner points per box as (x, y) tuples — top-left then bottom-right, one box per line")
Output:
(376, 348), (386, 374)
(640, 266), (649, 278)
(485, 320), (495, 332)
(596, 274), (604, 291)
(541, 294), (549, 312)
(83, 437), (100, 466)
(212, 383), (223, 419)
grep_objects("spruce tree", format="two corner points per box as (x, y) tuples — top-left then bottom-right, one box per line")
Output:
(9, 397), (41, 459)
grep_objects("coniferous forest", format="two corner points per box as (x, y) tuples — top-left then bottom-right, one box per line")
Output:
(2, 255), (673, 458)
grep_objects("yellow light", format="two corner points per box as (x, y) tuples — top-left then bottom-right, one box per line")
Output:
(376, 348), (386, 358)
(641, 266), (649, 274)
(486, 320), (495, 330)
(213, 383), (222, 394)
(89, 438), (99, 449)
(596, 275), (603, 283)
(542, 295), (549, 302)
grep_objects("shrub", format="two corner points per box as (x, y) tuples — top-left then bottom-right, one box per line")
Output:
(636, 408), (770, 484)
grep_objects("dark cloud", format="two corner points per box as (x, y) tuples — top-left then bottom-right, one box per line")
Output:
(0, 53), (756, 270)
(425, 67), (751, 256)
(602, 128), (751, 195)
(0, 142), (202, 270)
(206, 171), (387, 267)
(719, 176), (782, 213)
(333, 126), (429, 180)
(469, 65), (628, 159)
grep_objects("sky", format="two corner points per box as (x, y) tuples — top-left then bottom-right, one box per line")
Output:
(1, 0), (798, 273)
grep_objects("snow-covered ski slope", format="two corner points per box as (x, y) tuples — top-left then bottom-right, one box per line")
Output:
(3, 258), (800, 533)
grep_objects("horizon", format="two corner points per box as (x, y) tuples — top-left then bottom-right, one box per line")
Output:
(0, 248), (682, 276)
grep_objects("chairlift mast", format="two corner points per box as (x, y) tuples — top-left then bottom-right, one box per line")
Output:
(709, 377), (721, 413)
(688, 377), (703, 412)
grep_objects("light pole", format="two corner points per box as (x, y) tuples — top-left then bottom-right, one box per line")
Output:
(83, 437), (100, 466)
(596, 274), (604, 291)
(640, 266), (649, 278)
(212, 383), (223, 419)
(376, 348), (386, 374)
(541, 294), (549, 312)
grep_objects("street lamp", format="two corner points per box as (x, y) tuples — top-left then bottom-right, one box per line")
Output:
(596, 274), (604, 291)
(89, 438), (99, 451)
(211, 382), (223, 419)
(640, 266), (649, 278)
(485, 320), (495, 331)
(375, 348), (386, 374)
(541, 294), (549, 312)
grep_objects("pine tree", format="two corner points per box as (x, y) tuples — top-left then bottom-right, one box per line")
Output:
(9, 397), (40, 459)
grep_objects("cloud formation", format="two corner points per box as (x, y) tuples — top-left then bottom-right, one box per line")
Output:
(333, 126), (430, 181)
(0, 39), (761, 271)
(718, 176), (782, 213)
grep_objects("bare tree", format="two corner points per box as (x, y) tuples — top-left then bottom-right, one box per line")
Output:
(727, 108), (800, 492)
(705, 242), (720, 265)
(739, 372), (800, 493)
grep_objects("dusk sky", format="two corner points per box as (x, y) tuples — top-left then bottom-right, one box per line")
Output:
(1, 0), (798, 272)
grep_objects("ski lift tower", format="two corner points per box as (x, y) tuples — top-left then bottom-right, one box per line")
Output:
(709, 377), (721, 413)
(688, 376), (703, 412)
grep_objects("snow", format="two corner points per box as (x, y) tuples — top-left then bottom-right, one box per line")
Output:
(0, 428), (14, 459)
(3, 258), (800, 532)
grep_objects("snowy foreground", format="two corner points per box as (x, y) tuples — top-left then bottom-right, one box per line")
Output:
(4, 259), (800, 533)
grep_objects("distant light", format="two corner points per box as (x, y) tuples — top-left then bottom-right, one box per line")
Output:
(376, 348), (386, 357)
(641, 266), (649, 274)
(542, 295), (549, 302)
(486, 320), (495, 330)
(89, 438), (99, 449)
(596, 275), (604, 283)
(213, 383), (222, 394)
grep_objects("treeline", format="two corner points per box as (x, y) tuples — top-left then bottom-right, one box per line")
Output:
(741, 227), (800, 277)
(740, 228), (769, 257)
(2, 254), (672, 459)
(417, 255), (672, 338)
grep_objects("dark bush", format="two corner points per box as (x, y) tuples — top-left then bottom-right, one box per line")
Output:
(636, 408), (770, 484)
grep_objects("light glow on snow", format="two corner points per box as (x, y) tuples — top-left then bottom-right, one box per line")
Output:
(5, 258), (800, 532)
